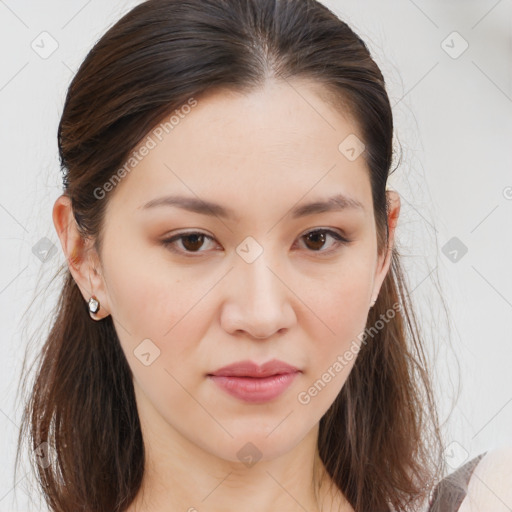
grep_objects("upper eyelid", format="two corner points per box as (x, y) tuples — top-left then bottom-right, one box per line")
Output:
(164, 227), (345, 241)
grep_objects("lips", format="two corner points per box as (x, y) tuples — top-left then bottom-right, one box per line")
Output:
(207, 359), (301, 403)
(208, 359), (300, 378)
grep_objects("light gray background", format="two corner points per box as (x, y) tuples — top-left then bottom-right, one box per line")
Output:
(1, 1), (511, 510)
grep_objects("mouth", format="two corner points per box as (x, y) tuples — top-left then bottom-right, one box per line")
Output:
(207, 371), (300, 403)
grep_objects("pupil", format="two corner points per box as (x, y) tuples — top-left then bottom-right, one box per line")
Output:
(183, 234), (204, 251)
(306, 232), (325, 251)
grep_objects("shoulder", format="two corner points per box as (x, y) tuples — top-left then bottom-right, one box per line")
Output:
(428, 451), (486, 512)
(458, 445), (512, 512)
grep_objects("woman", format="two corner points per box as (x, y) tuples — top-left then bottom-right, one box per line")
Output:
(15, 0), (499, 511)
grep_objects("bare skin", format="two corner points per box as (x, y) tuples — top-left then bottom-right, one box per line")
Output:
(53, 78), (400, 512)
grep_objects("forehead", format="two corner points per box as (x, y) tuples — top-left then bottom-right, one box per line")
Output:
(107, 79), (371, 216)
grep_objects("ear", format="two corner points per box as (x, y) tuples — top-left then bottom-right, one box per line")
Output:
(370, 189), (401, 305)
(52, 194), (111, 320)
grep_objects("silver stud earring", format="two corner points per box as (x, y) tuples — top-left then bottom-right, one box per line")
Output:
(88, 296), (100, 314)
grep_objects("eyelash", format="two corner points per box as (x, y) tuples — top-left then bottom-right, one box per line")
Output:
(161, 228), (350, 257)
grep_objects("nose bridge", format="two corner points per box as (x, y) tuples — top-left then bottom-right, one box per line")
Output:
(223, 240), (295, 338)
(238, 239), (283, 304)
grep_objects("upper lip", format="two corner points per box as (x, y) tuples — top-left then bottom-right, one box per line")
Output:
(208, 359), (300, 378)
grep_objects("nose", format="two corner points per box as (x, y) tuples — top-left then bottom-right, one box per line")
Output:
(220, 253), (296, 340)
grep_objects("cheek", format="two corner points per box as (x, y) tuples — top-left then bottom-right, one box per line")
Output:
(108, 261), (211, 416)
(308, 259), (374, 339)
(104, 237), (194, 332)
(103, 241), (211, 373)
(301, 255), (375, 392)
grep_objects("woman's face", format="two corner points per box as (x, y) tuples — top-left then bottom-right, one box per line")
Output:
(80, 79), (397, 462)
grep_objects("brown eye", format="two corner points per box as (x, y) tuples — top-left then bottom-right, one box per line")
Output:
(161, 228), (349, 257)
(180, 233), (206, 252)
(298, 229), (349, 253)
(162, 232), (216, 255)
(303, 231), (327, 251)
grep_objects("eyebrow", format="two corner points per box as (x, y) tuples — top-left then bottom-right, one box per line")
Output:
(141, 193), (365, 220)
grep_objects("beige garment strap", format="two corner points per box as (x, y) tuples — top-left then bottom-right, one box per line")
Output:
(428, 452), (487, 512)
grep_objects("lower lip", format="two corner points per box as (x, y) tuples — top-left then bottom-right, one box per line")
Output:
(208, 372), (299, 403)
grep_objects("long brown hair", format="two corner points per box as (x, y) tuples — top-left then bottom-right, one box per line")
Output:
(15, 0), (451, 510)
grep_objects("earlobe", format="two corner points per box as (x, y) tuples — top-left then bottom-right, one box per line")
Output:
(52, 194), (111, 320)
(87, 293), (106, 321)
(85, 267), (111, 321)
